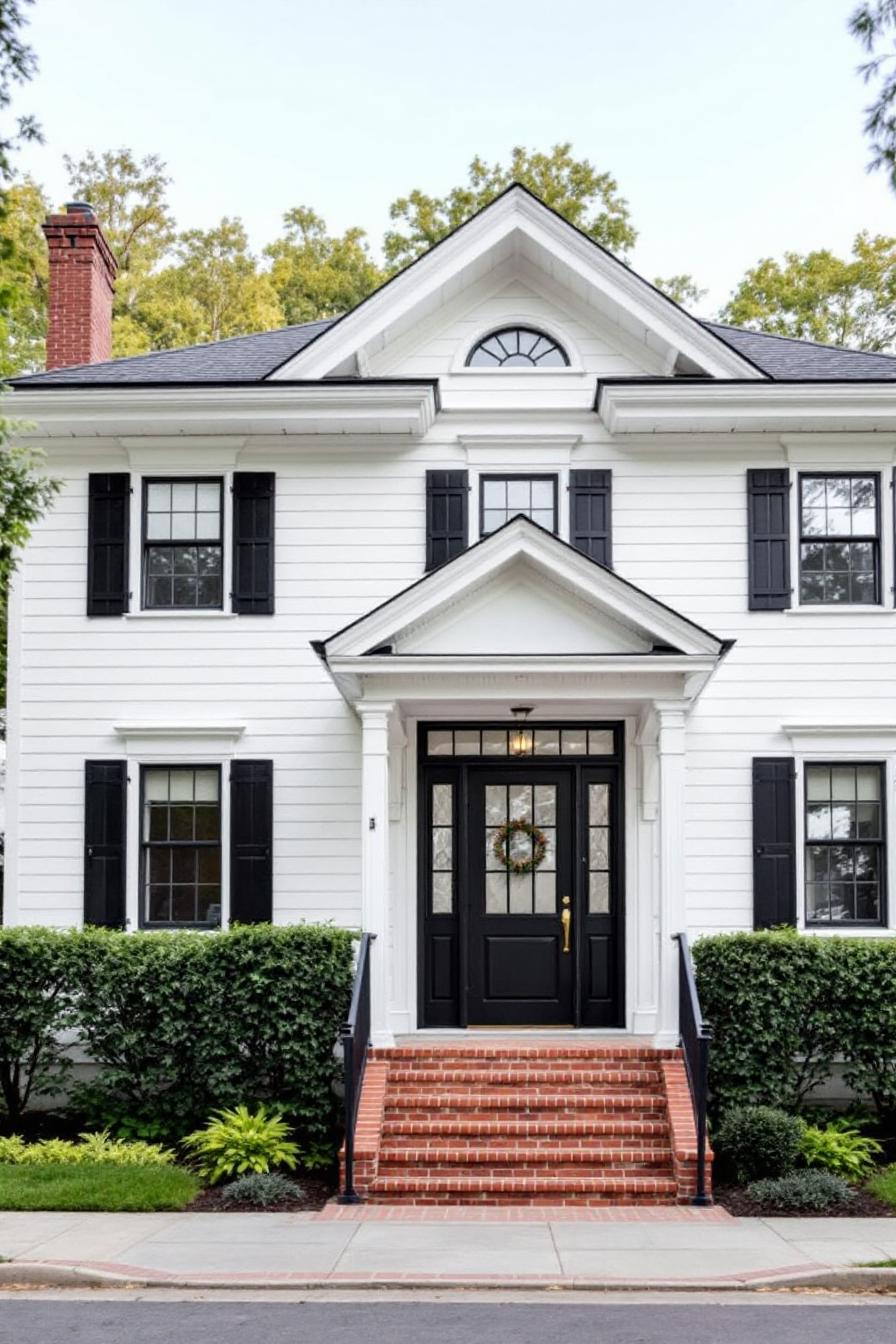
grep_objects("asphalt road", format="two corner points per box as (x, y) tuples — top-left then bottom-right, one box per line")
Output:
(2, 1301), (896, 1343)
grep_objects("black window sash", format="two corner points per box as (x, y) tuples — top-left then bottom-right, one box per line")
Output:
(478, 474), (558, 537)
(141, 477), (225, 611)
(802, 760), (887, 927)
(139, 765), (222, 928)
(797, 472), (881, 605)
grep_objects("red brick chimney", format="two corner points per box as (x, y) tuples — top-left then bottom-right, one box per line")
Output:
(42, 202), (118, 370)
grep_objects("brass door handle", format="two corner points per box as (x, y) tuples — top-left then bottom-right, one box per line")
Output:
(560, 900), (571, 954)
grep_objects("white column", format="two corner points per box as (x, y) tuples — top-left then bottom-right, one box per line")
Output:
(654, 700), (688, 1047)
(359, 701), (395, 1047)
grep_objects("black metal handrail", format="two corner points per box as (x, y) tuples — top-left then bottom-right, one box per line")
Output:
(673, 932), (712, 1206)
(338, 932), (375, 1204)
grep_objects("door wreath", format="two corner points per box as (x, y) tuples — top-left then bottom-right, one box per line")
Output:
(492, 818), (548, 875)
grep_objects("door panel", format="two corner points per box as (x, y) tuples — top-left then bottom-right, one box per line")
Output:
(467, 769), (574, 1025)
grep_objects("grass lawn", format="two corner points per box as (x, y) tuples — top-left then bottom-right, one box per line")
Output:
(0, 1163), (200, 1212)
(868, 1164), (896, 1211)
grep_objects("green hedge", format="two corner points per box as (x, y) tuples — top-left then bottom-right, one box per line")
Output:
(0, 924), (356, 1149)
(693, 931), (896, 1117)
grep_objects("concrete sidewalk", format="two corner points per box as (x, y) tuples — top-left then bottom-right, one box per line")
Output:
(2, 1206), (896, 1290)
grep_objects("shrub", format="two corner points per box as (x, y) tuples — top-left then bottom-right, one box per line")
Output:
(71, 923), (355, 1146)
(220, 1172), (301, 1207)
(182, 1104), (300, 1184)
(0, 927), (77, 1123)
(799, 1120), (884, 1180)
(0, 1131), (174, 1166)
(746, 1170), (855, 1212)
(693, 932), (896, 1116)
(713, 1105), (805, 1183)
(869, 1164), (896, 1210)
(693, 932), (841, 1113)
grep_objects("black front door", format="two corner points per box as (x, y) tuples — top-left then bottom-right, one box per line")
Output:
(419, 724), (625, 1029)
(467, 768), (574, 1025)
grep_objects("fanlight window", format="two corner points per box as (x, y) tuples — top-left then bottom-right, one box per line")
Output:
(466, 327), (569, 368)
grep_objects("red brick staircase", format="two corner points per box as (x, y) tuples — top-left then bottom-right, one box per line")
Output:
(342, 1042), (710, 1206)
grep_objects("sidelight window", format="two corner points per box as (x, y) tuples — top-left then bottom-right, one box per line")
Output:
(430, 782), (454, 914)
(799, 474), (880, 605)
(804, 762), (885, 925)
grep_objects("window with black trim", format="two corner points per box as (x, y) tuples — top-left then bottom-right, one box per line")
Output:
(805, 762), (885, 925)
(799, 474), (880, 605)
(143, 479), (223, 609)
(480, 475), (557, 536)
(466, 327), (568, 368)
(141, 766), (222, 927)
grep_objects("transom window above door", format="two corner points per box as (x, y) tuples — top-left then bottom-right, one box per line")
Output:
(466, 327), (569, 368)
(480, 476), (557, 536)
(143, 479), (224, 610)
(798, 474), (880, 605)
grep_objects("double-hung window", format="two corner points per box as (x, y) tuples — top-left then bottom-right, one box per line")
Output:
(804, 762), (885, 925)
(480, 475), (557, 536)
(143, 479), (224, 610)
(798, 474), (880, 605)
(141, 766), (222, 927)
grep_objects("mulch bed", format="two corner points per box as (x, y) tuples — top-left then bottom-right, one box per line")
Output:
(187, 1175), (334, 1213)
(714, 1183), (896, 1218)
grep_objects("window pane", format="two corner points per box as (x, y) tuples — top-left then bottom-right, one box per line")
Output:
(533, 728), (560, 755)
(589, 871), (610, 914)
(486, 872), (506, 913)
(171, 481), (196, 511)
(197, 482), (221, 512)
(482, 480), (506, 508)
(427, 730), (453, 756)
(454, 730), (480, 755)
(589, 784), (609, 826)
(482, 510), (505, 534)
(485, 785), (506, 825)
(194, 770), (219, 802)
(534, 785), (556, 826)
(507, 480), (530, 510)
(482, 730), (507, 756)
(588, 730), (614, 755)
(147, 482), (171, 511)
(432, 783), (452, 826)
(856, 766), (881, 801)
(144, 769), (170, 802)
(561, 729), (587, 755)
(468, 328), (568, 367)
(509, 874), (531, 913)
(146, 514), (171, 541)
(432, 871), (452, 914)
(531, 481), (554, 509)
(534, 871), (556, 913)
(806, 767), (831, 801)
(197, 512), (221, 539)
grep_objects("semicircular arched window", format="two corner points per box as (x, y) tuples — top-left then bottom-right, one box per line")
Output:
(466, 327), (569, 368)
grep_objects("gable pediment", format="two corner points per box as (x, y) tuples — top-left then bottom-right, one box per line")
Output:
(321, 517), (726, 662)
(270, 187), (764, 384)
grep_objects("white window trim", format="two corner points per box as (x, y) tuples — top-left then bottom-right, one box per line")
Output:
(786, 466), (891, 614)
(116, 727), (244, 931)
(129, 469), (233, 616)
(789, 747), (896, 936)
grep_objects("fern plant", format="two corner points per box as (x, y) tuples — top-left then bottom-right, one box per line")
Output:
(182, 1104), (300, 1184)
(799, 1119), (884, 1180)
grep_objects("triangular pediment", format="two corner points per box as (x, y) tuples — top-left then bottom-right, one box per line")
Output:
(321, 518), (725, 661)
(269, 186), (764, 383)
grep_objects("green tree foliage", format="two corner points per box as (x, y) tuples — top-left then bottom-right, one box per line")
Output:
(131, 218), (284, 350)
(851, 1), (896, 189)
(653, 273), (707, 308)
(0, 0), (39, 189)
(384, 143), (636, 270)
(719, 233), (896, 351)
(0, 176), (47, 375)
(266, 205), (384, 324)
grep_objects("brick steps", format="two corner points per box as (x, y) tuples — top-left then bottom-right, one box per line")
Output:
(342, 1043), (711, 1206)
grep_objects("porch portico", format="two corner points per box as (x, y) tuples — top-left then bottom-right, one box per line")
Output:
(316, 518), (728, 1046)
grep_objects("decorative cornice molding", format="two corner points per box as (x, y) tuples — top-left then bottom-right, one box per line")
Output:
(598, 381), (896, 436)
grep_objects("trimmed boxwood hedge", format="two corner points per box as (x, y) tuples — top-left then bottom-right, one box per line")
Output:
(0, 924), (356, 1148)
(693, 931), (896, 1117)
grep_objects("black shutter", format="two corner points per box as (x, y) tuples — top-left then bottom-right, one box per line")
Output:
(747, 469), (791, 610)
(84, 760), (127, 928)
(87, 474), (129, 616)
(230, 760), (273, 924)
(570, 470), (612, 567)
(752, 757), (797, 929)
(425, 470), (468, 571)
(232, 472), (275, 614)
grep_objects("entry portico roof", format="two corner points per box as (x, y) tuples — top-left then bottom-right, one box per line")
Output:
(315, 517), (730, 709)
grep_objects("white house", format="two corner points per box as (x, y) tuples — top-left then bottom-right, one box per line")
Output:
(7, 186), (896, 1070)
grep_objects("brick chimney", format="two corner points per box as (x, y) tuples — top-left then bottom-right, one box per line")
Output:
(42, 202), (118, 370)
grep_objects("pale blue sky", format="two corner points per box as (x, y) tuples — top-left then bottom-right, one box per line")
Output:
(14, 0), (896, 312)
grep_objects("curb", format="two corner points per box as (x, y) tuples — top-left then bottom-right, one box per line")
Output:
(2, 1261), (896, 1293)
